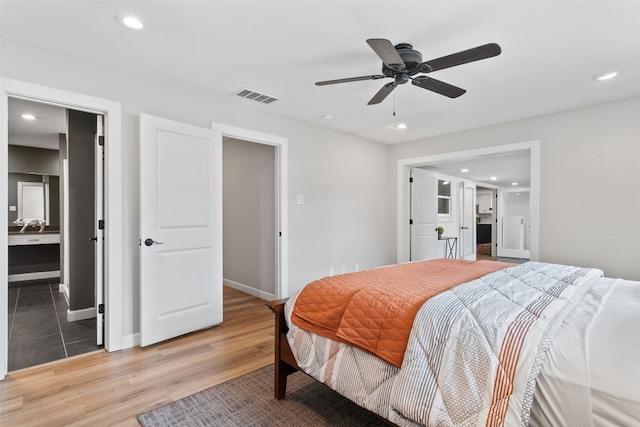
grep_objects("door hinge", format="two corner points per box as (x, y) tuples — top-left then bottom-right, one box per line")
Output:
(278, 231), (282, 237)
(409, 177), (414, 183)
(98, 219), (105, 230)
(98, 135), (104, 146)
(409, 219), (413, 225)
(98, 303), (105, 314)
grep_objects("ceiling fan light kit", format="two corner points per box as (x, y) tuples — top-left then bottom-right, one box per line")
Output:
(316, 38), (502, 105)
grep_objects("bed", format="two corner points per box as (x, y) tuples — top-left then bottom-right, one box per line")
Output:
(267, 259), (640, 426)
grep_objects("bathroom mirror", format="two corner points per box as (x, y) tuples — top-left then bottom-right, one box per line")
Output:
(8, 173), (60, 228)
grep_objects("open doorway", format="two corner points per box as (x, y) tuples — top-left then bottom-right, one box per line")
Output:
(222, 137), (277, 300)
(1, 79), (123, 380)
(212, 122), (288, 300)
(7, 98), (103, 371)
(397, 141), (539, 264)
(476, 186), (496, 260)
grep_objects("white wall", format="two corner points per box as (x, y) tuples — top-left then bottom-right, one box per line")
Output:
(1, 39), (395, 338)
(391, 96), (640, 280)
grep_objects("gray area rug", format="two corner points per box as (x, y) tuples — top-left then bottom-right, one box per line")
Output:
(137, 364), (388, 426)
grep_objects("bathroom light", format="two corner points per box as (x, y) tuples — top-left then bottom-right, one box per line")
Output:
(118, 14), (144, 30)
(594, 71), (618, 81)
(512, 182), (518, 186)
(396, 123), (407, 130)
(21, 113), (36, 120)
(490, 176), (497, 181)
(461, 169), (469, 173)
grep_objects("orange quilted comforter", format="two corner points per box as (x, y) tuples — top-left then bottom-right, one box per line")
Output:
(291, 259), (514, 367)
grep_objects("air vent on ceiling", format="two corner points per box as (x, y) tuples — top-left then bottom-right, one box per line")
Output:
(235, 89), (278, 104)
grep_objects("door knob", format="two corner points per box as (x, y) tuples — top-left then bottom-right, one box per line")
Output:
(144, 238), (164, 246)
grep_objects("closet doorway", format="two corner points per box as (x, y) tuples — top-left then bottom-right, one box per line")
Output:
(222, 137), (276, 300)
(6, 98), (103, 371)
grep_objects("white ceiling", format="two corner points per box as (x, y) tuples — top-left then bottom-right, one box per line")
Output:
(2, 1), (638, 186)
(8, 98), (66, 150)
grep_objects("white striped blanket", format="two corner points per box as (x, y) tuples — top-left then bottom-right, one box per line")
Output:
(388, 262), (603, 427)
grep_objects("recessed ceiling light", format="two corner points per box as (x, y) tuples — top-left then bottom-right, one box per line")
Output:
(117, 14), (144, 30)
(461, 169), (469, 173)
(396, 123), (407, 129)
(594, 71), (618, 81)
(443, 181), (450, 185)
(21, 113), (36, 120)
(490, 176), (497, 181)
(512, 182), (518, 186)
(321, 114), (333, 120)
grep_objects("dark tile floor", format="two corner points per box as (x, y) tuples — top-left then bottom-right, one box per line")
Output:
(7, 278), (102, 371)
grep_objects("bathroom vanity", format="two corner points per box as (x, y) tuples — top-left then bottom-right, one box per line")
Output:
(8, 230), (60, 282)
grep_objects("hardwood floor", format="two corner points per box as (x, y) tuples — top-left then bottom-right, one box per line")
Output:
(0, 286), (275, 426)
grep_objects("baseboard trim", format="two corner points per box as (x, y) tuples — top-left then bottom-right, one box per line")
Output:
(59, 283), (70, 305)
(67, 306), (96, 322)
(8, 271), (60, 282)
(223, 278), (275, 301)
(121, 333), (139, 349)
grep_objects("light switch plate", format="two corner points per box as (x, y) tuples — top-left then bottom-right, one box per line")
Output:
(9, 206), (16, 212)
(296, 195), (304, 205)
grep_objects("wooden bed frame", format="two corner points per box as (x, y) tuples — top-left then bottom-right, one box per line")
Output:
(265, 298), (299, 399)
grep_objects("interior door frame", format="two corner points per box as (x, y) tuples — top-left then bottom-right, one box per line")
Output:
(397, 140), (540, 263)
(0, 78), (123, 379)
(211, 122), (288, 298)
(460, 180), (477, 260)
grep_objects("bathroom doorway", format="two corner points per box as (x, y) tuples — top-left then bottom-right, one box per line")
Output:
(7, 98), (103, 370)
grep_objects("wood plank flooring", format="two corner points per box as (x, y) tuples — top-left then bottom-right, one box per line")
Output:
(0, 286), (275, 426)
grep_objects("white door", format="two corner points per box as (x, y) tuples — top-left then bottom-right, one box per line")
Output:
(497, 188), (530, 259)
(95, 116), (104, 345)
(460, 182), (476, 260)
(410, 168), (438, 261)
(139, 114), (222, 347)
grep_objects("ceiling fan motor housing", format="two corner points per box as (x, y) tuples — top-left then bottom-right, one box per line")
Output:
(382, 43), (423, 77)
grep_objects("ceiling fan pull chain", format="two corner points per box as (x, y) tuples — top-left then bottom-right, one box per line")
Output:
(393, 90), (396, 116)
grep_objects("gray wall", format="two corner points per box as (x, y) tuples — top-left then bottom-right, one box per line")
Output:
(66, 109), (96, 311)
(223, 137), (276, 296)
(7, 145), (61, 227)
(8, 144), (59, 175)
(390, 96), (640, 280)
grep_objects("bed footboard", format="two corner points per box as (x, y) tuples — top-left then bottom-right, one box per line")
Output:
(266, 298), (300, 399)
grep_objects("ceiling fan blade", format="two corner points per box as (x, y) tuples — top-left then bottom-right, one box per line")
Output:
(315, 75), (386, 86)
(368, 82), (396, 105)
(420, 43), (501, 73)
(412, 76), (466, 98)
(366, 38), (405, 70)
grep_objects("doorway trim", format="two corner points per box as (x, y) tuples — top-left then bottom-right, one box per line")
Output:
(397, 140), (540, 264)
(1, 78), (123, 379)
(211, 122), (288, 298)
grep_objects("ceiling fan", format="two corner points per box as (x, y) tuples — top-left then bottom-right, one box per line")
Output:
(315, 39), (501, 105)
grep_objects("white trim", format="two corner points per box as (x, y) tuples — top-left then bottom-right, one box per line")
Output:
(397, 141), (540, 264)
(121, 333), (140, 349)
(8, 271), (60, 282)
(223, 278), (276, 301)
(1, 78), (124, 380)
(211, 122), (289, 299)
(67, 306), (96, 322)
